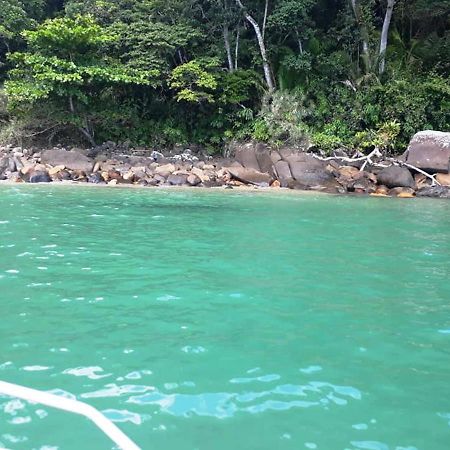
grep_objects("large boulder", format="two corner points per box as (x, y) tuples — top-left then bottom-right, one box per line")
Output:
(226, 166), (272, 186)
(0, 156), (16, 175)
(436, 173), (450, 186)
(416, 186), (450, 199)
(155, 163), (176, 176)
(41, 149), (94, 173)
(29, 170), (52, 183)
(274, 160), (293, 187)
(288, 158), (334, 187)
(167, 173), (189, 186)
(234, 143), (261, 171)
(405, 131), (450, 173)
(377, 165), (415, 188)
(254, 143), (275, 176)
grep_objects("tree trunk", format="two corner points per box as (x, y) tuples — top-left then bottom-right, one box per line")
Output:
(295, 29), (303, 54)
(236, 0), (275, 92)
(69, 96), (96, 147)
(235, 25), (240, 70)
(350, 0), (371, 73)
(223, 24), (234, 72)
(379, 0), (396, 75)
(262, 0), (269, 40)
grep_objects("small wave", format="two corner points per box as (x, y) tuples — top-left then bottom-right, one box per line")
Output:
(230, 374), (280, 384)
(126, 379), (362, 419)
(22, 366), (52, 372)
(63, 366), (111, 380)
(82, 383), (155, 399)
(102, 409), (143, 425)
(300, 365), (323, 374)
(181, 346), (206, 354)
(157, 294), (180, 302)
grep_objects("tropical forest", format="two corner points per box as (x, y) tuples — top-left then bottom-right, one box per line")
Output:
(0, 0), (448, 153)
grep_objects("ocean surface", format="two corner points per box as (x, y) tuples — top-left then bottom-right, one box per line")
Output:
(0, 185), (449, 450)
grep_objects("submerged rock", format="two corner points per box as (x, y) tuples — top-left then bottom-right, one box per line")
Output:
(388, 187), (416, 198)
(416, 186), (450, 198)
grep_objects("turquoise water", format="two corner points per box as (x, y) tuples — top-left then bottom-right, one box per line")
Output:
(0, 185), (449, 450)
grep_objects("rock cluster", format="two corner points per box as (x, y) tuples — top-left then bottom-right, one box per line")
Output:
(0, 147), (238, 188)
(1, 130), (449, 198)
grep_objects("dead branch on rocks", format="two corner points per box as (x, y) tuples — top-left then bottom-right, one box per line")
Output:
(313, 148), (382, 170)
(381, 158), (442, 186)
(313, 147), (442, 186)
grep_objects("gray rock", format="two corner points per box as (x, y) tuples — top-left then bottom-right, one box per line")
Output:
(274, 160), (293, 187)
(0, 156), (15, 174)
(416, 186), (450, 198)
(167, 174), (189, 185)
(57, 170), (72, 181)
(406, 130), (450, 173)
(289, 159), (333, 187)
(29, 170), (52, 183)
(88, 172), (104, 184)
(41, 149), (94, 173)
(377, 165), (415, 188)
(255, 143), (275, 175)
(270, 151), (282, 165)
(226, 167), (272, 186)
(187, 174), (202, 186)
(234, 143), (261, 171)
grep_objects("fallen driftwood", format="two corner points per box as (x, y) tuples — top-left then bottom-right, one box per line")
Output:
(383, 159), (441, 186)
(313, 148), (382, 168)
(313, 148), (442, 186)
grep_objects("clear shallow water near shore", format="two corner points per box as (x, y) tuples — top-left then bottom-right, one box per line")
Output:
(0, 185), (449, 450)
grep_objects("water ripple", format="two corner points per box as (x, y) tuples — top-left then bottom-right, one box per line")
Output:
(102, 409), (143, 425)
(63, 366), (111, 380)
(124, 379), (362, 419)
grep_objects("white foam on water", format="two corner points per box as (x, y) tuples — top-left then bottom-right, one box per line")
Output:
(181, 346), (206, 354)
(22, 366), (52, 372)
(9, 416), (31, 425)
(157, 294), (180, 301)
(63, 366), (111, 380)
(300, 365), (323, 374)
(102, 409), (142, 425)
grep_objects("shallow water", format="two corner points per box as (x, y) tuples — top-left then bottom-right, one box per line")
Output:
(0, 185), (449, 450)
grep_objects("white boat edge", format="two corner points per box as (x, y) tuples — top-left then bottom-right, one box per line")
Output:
(0, 380), (141, 450)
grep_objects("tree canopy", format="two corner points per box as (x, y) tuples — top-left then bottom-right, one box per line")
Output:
(0, 0), (448, 152)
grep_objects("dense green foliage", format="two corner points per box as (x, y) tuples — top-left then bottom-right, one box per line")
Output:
(0, 0), (449, 152)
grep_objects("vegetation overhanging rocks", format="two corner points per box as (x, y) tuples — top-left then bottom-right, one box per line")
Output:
(0, 0), (449, 153)
(1, 136), (449, 199)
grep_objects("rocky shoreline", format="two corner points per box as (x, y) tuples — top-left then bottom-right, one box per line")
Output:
(1, 131), (449, 198)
